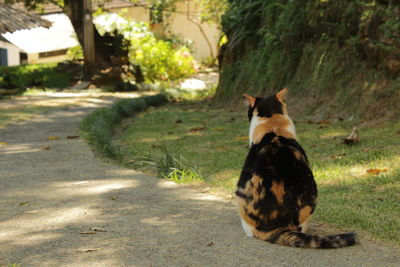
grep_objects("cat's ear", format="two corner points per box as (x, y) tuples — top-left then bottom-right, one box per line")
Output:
(276, 88), (288, 102)
(243, 93), (256, 107)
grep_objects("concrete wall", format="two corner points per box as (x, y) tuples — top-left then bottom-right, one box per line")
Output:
(115, 6), (150, 23)
(0, 40), (22, 66)
(110, 1), (220, 61)
(28, 53), (67, 64)
(168, 1), (220, 61)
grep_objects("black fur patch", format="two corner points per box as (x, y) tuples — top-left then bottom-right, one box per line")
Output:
(255, 96), (284, 118)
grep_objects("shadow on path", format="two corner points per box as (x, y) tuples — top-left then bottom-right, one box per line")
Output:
(0, 93), (399, 266)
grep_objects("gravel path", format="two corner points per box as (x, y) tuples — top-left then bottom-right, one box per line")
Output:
(0, 93), (399, 267)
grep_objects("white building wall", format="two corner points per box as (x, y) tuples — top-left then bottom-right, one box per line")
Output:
(0, 40), (22, 66)
(169, 1), (220, 61)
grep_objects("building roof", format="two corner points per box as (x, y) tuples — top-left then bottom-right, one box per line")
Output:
(2, 13), (78, 53)
(0, 3), (51, 34)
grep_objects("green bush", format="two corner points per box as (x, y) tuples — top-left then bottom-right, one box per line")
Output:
(95, 14), (195, 82)
(66, 45), (84, 60)
(0, 63), (71, 91)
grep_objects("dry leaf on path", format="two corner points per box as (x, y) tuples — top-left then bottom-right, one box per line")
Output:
(0, 142), (8, 145)
(19, 202), (30, 207)
(366, 169), (388, 175)
(40, 146), (51, 150)
(207, 242), (214, 247)
(79, 231), (97, 234)
(47, 136), (60, 140)
(67, 136), (80, 139)
(78, 248), (100, 253)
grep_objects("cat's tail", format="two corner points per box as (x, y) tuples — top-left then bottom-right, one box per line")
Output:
(254, 228), (359, 249)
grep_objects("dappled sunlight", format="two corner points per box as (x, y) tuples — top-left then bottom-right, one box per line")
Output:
(188, 193), (225, 202)
(0, 206), (97, 246)
(0, 143), (45, 155)
(315, 155), (399, 185)
(156, 180), (179, 188)
(49, 179), (140, 196)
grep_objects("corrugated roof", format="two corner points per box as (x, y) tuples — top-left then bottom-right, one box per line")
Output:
(0, 3), (51, 34)
(2, 13), (78, 53)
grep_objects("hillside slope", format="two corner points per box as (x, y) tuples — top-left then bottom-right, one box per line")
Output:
(217, 0), (400, 121)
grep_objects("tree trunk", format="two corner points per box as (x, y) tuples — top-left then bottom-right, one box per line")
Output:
(64, 0), (112, 68)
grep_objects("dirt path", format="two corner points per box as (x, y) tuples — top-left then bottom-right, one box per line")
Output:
(0, 92), (399, 267)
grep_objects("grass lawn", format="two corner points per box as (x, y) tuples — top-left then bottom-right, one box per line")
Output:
(116, 101), (400, 243)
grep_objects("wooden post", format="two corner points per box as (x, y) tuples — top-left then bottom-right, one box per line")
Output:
(83, 0), (95, 77)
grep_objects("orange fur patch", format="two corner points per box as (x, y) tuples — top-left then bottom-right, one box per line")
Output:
(299, 205), (313, 224)
(252, 114), (295, 144)
(243, 94), (256, 107)
(271, 181), (285, 204)
(270, 210), (279, 220)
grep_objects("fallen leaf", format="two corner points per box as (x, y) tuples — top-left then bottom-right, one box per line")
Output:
(109, 196), (117, 200)
(213, 128), (224, 131)
(0, 142), (8, 145)
(67, 135), (80, 139)
(190, 127), (206, 132)
(83, 249), (99, 252)
(80, 227), (107, 234)
(47, 136), (60, 140)
(79, 231), (97, 234)
(175, 119), (183, 124)
(19, 202), (30, 207)
(40, 146), (51, 150)
(207, 242), (214, 247)
(366, 169), (388, 175)
(235, 136), (248, 141)
(78, 248), (100, 253)
(91, 228), (107, 232)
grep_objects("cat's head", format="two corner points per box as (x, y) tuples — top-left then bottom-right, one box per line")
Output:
(243, 88), (288, 121)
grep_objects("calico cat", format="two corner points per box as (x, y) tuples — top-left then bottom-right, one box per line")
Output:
(236, 88), (359, 249)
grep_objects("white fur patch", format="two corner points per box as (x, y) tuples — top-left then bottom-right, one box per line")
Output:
(249, 115), (296, 144)
(240, 217), (254, 237)
(284, 115), (296, 138)
(249, 115), (263, 145)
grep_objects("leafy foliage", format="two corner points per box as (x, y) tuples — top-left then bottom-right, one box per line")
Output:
(95, 14), (195, 82)
(216, 0), (400, 120)
(0, 63), (71, 92)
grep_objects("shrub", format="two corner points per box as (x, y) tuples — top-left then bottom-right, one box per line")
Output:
(95, 13), (195, 82)
(0, 63), (71, 92)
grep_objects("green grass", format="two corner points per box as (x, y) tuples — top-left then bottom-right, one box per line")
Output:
(115, 102), (400, 243)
